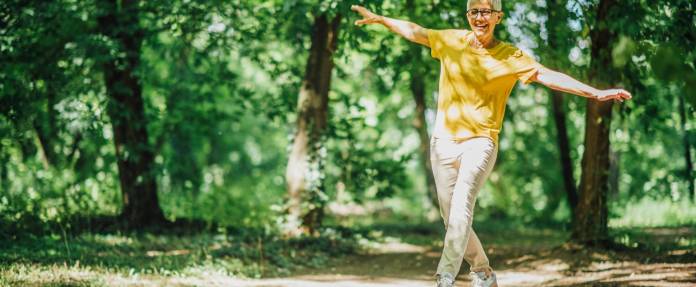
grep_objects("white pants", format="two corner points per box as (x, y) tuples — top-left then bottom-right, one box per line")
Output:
(430, 136), (497, 276)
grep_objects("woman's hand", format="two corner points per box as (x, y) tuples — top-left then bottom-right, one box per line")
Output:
(594, 89), (633, 102)
(350, 5), (429, 46)
(352, 5), (383, 26)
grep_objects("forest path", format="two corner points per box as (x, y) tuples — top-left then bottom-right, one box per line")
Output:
(3, 226), (694, 286)
(169, 226), (696, 286)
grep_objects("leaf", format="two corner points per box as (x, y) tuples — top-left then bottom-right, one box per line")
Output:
(612, 35), (637, 68)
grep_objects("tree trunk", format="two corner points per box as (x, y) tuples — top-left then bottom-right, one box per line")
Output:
(678, 94), (694, 201)
(546, 0), (578, 215)
(17, 134), (37, 162)
(33, 88), (59, 169)
(572, 0), (616, 245)
(285, 14), (341, 235)
(0, 150), (8, 192)
(550, 91), (578, 213)
(98, 0), (165, 227)
(33, 128), (52, 170)
(405, 0), (437, 209)
(410, 67), (438, 208)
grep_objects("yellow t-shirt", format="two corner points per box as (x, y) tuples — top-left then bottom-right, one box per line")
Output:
(427, 29), (543, 143)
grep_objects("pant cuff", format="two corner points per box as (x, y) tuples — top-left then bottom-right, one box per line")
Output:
(470, 265), (493, 274)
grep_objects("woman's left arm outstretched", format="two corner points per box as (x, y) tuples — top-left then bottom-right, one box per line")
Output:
(532, 67), (632, 102)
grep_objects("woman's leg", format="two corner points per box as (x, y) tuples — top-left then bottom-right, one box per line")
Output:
(431, 137), (497, 277)
(464, 228), (492, 274)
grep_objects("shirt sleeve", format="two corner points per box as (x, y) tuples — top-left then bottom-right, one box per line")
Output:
(427, 29), (445, 60)
(510, 49), (544, 84)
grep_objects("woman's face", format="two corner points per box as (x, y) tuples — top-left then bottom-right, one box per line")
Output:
(466, 1), (503, 38)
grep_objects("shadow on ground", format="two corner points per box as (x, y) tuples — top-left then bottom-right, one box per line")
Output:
(2, 223), (695, 286)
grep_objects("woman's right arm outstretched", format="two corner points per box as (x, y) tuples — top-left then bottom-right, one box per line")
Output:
(351, 5), (430, 47)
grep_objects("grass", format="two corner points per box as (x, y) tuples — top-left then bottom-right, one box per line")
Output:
(2, 206), (695, 287)
(0, 226), (372, 286)
(0, 222), (696, 286)
(610, 197), (696, 228)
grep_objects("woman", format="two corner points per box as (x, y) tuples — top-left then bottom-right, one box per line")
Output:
(351, 1), (632, 287)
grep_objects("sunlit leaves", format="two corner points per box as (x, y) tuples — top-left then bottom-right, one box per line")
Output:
(611, 36), (637, 68)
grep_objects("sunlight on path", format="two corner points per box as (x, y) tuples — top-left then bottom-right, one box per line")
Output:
(230, 273), (555, 287)
(5, 260), (694, 286)
(230, 276), (431, 287)
(219, 262), (696, 287)
(101, 274), (430, 287)
(228, 273), (559, 287)
(496, 271), (562, 286)
(5, 228), (694, 287)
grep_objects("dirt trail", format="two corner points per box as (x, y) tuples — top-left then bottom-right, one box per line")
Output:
(211, 252), (696, 287)
(6, 226), (694, 286)
(228, 227), (696, 287)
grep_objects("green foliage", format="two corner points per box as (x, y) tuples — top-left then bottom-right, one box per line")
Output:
(327, 92), (412, 202)
(1, 0), (694, 237)
(0, 227), (371, 284)
(610, 197), (696, 228)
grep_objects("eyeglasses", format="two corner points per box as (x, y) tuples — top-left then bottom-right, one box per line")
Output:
(466, 8), (500, 18)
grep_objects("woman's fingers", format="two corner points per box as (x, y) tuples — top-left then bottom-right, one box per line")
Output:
(351, 5), (368, 17)
(351, 5), (379, 26)
(598, 89), (632, 102)
(613, 89), (632, 102)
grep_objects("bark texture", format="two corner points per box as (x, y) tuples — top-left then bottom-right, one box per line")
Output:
(98, 0), (165, 227)
(572, 0), (616, 244)
(285, 14), (341, 235)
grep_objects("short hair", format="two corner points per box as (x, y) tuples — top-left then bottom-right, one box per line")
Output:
(467, 0), (502, 11)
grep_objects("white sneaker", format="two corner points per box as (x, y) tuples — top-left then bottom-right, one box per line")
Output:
(471, 271), (498, 287)
(437, 272), (456, 287)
